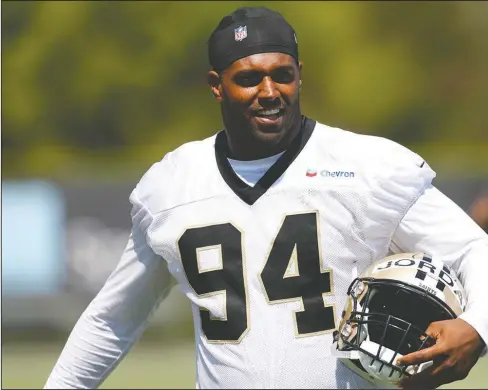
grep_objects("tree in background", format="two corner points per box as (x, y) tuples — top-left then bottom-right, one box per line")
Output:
(3, 1), (488, 179)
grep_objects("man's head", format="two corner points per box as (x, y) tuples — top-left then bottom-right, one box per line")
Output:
(207, 7), (303, 159)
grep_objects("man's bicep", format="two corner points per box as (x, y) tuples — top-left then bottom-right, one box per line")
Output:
(88, 224), (174, 329)
(391, 185), (487, 266)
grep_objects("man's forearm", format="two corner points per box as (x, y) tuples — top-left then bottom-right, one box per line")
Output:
(44, 309), (145, 389)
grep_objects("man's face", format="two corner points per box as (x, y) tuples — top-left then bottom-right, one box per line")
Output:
(210, 52), (302, 147)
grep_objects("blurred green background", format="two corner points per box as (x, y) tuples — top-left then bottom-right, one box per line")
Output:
(2, 1), (488, 389)
(3, 0), (488, 180)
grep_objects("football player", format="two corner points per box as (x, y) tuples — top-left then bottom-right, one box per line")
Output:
(44, 6), (488, 389)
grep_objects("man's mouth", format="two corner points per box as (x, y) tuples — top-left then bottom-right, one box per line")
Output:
(253, 108), (284, 121)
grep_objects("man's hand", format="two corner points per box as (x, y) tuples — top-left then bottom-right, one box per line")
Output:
(396, 318), (485, 389)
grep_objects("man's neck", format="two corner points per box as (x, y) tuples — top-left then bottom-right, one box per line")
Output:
(225, 117), (303, 161)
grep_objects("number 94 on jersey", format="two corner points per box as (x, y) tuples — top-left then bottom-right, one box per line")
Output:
(177, 211), (337, 343)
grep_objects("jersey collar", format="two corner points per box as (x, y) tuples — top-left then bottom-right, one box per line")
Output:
(215, 115), (316, 205)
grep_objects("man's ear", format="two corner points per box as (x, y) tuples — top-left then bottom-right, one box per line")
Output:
(207, 70), (223, 102)
(298, 60), (303, 89)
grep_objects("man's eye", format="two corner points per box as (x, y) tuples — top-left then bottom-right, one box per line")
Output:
(272, 70), (294, 84)
(235, 74), (261, 87)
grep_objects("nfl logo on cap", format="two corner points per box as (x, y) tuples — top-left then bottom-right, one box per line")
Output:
(234, 26), (247, 41)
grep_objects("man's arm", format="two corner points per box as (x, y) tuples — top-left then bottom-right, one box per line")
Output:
(391, 184), (488, 347)
(390, 184), (488, 388)
(44, 224), (174, 389)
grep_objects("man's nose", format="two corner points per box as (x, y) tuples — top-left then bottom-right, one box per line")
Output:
(258, 77), (280, 106)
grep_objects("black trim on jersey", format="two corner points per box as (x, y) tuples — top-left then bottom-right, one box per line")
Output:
(215, 116), (317, 205)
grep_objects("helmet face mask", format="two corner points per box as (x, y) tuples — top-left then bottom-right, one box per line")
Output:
(335, 253), (466, 384)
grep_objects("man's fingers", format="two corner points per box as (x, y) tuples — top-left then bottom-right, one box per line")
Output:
(400, 358), (454, 390)
(397, 323), (443, 366)
(424, 322), (441, 340)
(398, 319), (482, 389)
(400, 359), (456, 390)
(397, 344), (443, 366)
(400, 361), (438, 389)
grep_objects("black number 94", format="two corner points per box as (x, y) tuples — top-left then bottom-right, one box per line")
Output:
(178, 212), (336, 343)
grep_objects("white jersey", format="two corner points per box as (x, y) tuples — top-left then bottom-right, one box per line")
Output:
(45, 117), (488, 389)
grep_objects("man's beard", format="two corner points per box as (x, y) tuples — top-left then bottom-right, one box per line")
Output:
(220, 100), (302, 160)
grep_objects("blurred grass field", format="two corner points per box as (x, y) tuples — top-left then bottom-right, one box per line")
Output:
(3, 339), (488, 389)
(2, 340), (196, 389)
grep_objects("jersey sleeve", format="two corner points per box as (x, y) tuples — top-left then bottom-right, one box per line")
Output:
(44, 189), (175, 389)
(391, 185), (488, 355)
(362, 138), (436, 252)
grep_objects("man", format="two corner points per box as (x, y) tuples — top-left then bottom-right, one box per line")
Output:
(45, 6), (487, 389)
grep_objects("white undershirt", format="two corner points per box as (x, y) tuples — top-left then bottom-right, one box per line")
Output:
(227, 151), (284, 186)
